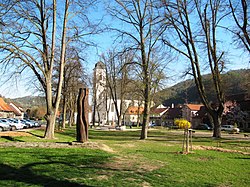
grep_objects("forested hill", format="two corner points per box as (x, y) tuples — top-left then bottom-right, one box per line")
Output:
(155, 69), (249, 106)
(5, 96), (46, 109)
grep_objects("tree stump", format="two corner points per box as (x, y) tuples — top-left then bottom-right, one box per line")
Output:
(76, 88), (89, 142)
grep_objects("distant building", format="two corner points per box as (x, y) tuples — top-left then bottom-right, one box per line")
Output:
(124, 106), (144, 126)
(149, 104), (168, 126)
(163, 105), (183, 127)
(0, 98), (15, 118)
(182, 104), (204, 128)
(92, 62), (146, 126)
(9, 102), (25, 119)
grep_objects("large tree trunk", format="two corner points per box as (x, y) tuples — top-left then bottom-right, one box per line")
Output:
(44, 81), (57, 139)
(211, 112), (222, 138)
(76, 88), (89, 142)
(44, 111), (57, 139)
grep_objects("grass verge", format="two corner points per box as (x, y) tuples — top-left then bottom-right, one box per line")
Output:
(0, 127), (249, 187)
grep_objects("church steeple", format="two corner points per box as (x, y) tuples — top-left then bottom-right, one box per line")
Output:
(93, 61), (106, 102)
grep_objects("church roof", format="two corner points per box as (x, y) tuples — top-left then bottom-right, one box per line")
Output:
(95, 61), (105, 69)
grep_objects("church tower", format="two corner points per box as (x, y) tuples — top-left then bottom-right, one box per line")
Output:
(92, 61), (106, 124)
(93, 61), (106, 100)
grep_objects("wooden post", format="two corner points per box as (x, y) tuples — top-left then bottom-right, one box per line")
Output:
(76, 88), (89, 142)
(186, 129), (189, 153)
(189, 129), (193, 151)
(182, 129), (186, 153)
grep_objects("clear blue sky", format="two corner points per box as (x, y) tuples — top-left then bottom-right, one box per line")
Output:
(1, 1), (249, 99)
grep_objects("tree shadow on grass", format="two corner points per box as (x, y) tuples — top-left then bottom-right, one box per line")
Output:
(0, 162), (93, 187)
(0, 136), (25, 142)
(26, 131), (44, 138)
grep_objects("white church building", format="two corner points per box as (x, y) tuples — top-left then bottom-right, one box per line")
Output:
(92, 62), (145, 126)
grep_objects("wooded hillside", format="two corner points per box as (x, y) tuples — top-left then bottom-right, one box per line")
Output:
(154, 69), (249, 106)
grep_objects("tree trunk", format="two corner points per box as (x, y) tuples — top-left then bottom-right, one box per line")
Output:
(140, 99), (149, 139)
(92, 101), (96, 128)
(117, 114), (122, 126)
(76, 88), (89, 142)
(140, 75), (150, 139)
(211, 113), (222, 138)
(68, 109), (74, 127)
(61, 95), (67, 129)
(44, 112), (56, 139)
(44, 81), (57, 139)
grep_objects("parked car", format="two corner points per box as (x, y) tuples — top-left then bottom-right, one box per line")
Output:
(0, 119), (13, 130)
(8, 119), (26, 130)
(31, 120), (40, 127)
(22, 119), (40, 128)
(21, 119), (33, 128)
(0, 121), (11, 131)
(221, 125), (240, 133)
(195, 124), (212, 130)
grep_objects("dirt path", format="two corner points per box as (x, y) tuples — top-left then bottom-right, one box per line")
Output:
(0, 131), (32, 137)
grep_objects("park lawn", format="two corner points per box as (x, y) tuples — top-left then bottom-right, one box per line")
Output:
(0, 128), (249, 187)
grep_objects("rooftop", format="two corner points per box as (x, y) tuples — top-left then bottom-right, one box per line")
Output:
(186, 104), (203, 111)
(0, 98), (13, 112)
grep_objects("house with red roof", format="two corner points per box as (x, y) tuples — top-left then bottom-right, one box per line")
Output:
(124, 106), (144, 126)
(150, 104), (169, 126)
(162, 105), (183, 127)
(0, 97), (15, 118)
(181, 104), (204, 128)
(9, 102), (25, 119)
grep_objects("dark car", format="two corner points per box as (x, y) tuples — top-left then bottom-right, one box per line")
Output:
(195, 124), (211, 130)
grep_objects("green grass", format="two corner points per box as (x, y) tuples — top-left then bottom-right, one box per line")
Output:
(0, 127), (249, 186)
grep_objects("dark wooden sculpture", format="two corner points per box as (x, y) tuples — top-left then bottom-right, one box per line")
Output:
(76, 88), (89, 142)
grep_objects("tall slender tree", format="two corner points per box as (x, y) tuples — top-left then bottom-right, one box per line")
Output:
(60, 46), (86, 129)
(162, 0), (229, 138)
(0, 0), (98, 139)
(108, 0), (167, 139)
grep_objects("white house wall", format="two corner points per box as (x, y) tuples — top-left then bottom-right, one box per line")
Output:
(94, 96), (143, 125)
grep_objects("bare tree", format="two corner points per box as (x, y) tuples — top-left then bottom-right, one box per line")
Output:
(162, 0), (229, 138)
(60, 46), (86, 129)
(228, 0), (250, 53)
(101, 49), (134, 127)
(0, 0), (97, 139)
(108, 0), (167, 139)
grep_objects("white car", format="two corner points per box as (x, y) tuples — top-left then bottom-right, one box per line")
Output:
(0, 121), (11, 131)
(221, 125), (240, 133)
(8, 119), (26, 130)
